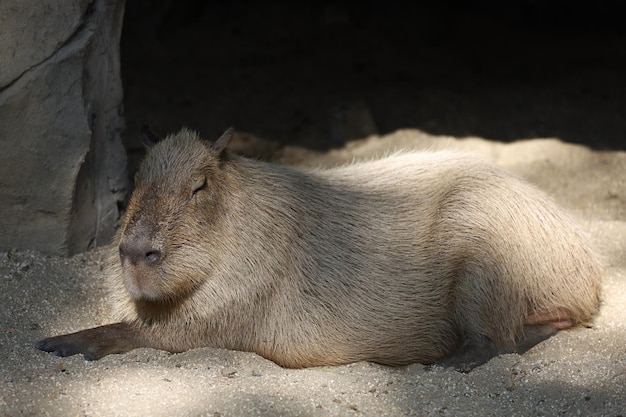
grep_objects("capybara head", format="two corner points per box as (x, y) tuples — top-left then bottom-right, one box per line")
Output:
(118, 127), (234, 302)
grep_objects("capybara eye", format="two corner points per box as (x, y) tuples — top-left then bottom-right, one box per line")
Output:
(191, 176), (207, 196)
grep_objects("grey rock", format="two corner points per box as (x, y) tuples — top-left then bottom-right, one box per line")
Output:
(0, 0), (91, 88)
(0, 0), (128, 255)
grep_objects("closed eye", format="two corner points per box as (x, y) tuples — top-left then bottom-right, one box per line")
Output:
(192, 178), (207, 196)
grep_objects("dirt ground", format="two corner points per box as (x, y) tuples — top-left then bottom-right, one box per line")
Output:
(2, 2), (626, 416)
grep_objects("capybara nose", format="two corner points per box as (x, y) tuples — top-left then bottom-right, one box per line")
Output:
(119, 237), (162, 266)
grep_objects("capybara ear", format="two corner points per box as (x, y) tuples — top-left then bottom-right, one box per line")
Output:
(212, 127), (234, 154)
(139, 125), (162, 148)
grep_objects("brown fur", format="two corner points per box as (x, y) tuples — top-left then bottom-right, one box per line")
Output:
(37, 127), (602, 371)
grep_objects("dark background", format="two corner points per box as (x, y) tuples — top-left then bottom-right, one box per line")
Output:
(120, 0), (625, 172)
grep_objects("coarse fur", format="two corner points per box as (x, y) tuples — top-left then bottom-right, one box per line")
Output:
(37, 127), (602, 371)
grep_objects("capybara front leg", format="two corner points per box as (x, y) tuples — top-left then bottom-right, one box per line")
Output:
(36, 322), (142, 361)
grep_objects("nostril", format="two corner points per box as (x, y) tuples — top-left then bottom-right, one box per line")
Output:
(145, 250), (161, 264)
(118, 239), (161, 266)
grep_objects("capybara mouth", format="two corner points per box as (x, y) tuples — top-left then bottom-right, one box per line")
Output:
(122, 264), (166, 302)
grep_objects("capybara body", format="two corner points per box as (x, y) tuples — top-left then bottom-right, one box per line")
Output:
(37, 127), (602, 370)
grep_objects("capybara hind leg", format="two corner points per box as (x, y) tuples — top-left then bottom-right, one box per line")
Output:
(435, 336), (501, 373)
(515, 308), (574, 354)
(525, 308), (573, 329)
(516, 324), (558, 354)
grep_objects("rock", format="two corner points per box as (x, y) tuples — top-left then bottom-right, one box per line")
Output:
(0, 0), (128, 255)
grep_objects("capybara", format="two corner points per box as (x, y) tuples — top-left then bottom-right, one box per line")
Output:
(37, 127), (602, 372)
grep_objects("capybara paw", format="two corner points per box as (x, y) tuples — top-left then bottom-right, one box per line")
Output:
(516, 324), (558, 354)
(36, 323), (140, 361)
(36, 335), (99, 359)
(435, 342), (501, 373)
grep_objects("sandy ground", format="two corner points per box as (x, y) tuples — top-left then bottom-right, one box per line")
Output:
(1, 131), (625, 417)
